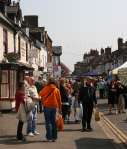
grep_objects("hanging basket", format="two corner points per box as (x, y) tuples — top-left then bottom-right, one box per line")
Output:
(6, 52), (20, 62)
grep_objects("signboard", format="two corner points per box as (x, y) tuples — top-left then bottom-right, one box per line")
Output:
(0, 0), (11, 4)
(20, 38), (26, 62)
(47, 63), (53, 72)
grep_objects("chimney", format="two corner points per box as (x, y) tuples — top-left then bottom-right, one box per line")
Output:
(118, 38), (123, 50)
(105, 47), (111, 55)
(101, 48), (104, 55)
(24, 15), (38, 28)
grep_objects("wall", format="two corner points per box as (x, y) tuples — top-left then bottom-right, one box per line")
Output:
(0, 23), (14, 61)
(0, 24), (3, 61)
(8, 30), (14, 52)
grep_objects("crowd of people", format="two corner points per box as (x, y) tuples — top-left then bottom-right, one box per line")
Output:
(15, 75), (127, 142)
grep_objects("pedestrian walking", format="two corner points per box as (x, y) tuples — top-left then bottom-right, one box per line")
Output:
(27, 77), (40, 136)
(15, 82), (26, 141)
(71, 92), (80, 123)
(107, 80), (118, 114)
(39, 77), (62, 142)
(78, 78), (97, 132)
(97, 78), (106, 99)
(59, 78), (70, 122)
(117, 81), (126, 114)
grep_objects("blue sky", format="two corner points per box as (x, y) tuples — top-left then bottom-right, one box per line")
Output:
(20, 0), (127, 71)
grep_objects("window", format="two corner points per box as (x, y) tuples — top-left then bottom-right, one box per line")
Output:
(19, 72), (24, 83)
(1, 71), (8, 83)
(3, 29), (8, 54)
(0, 71), (9, 98)
(10, 70), (17, 98)
(26, 43), (28, 61)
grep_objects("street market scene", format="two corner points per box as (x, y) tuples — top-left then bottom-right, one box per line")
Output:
(0, 0), (127, 149)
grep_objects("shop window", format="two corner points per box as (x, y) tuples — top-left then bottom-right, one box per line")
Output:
(19, 72), (24, 83)
(10, 70), (17, 98)
(1, 71), (8, 83)
(1, 71), (9, 98)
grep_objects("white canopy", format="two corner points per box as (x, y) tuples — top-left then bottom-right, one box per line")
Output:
(112, 61), (127, 75)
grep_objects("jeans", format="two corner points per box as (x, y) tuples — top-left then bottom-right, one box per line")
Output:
(43, 107), (57, 140)
(27, 105), (37, 134)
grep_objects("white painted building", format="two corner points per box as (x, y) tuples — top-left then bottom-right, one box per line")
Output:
(0, 12), (34, 110)
(28, 40), (47, 80)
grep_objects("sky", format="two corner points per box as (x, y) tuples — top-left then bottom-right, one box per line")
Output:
(20, 0), (127, 71)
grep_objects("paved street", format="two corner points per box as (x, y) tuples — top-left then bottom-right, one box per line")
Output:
(0, 107), (127, 149)
(98, 98), (127, 136)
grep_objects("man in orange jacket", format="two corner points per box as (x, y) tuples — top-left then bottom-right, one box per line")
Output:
(39, 77), (62, 142)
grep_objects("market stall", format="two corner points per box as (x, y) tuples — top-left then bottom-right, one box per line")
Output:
(112, 61), (127, 75)
(118, 67), (127, 86)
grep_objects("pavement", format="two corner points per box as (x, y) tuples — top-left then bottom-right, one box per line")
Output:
(0, 100), (127, 149)
(98, 98), (127, 136)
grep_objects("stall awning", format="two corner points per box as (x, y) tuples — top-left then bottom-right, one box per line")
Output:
(112, 61), (127, 75)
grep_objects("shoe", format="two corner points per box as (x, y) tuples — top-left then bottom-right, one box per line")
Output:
(86, 127), (93, 131)
(27, 132), (35, 137)
(81, 128), (86, 132)
(22, 137), (27, 142)
(41, 139), (52, 142)
(34, 131), (40, 135)
(17, 137), (26, 142)
(52, 139), (56, 142)
(75, 120), (81, 123)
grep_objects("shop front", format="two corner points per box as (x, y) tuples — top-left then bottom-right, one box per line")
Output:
(0, 62), (34, 111)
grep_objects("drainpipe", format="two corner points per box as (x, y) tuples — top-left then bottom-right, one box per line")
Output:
(14, 31), (16, 53)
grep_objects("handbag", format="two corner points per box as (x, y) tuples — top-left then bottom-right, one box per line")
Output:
(24, 97), (36, 113)
(94, 108), (100, 121)
(79, 103), (83, 119)
(56, 114), (64, 131)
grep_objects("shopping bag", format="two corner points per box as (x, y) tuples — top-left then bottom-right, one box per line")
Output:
(24, 97), (36, 113)
(79, 103), (83, 119)
(94, 108), (100, 121)
(56, 114), (64, 131)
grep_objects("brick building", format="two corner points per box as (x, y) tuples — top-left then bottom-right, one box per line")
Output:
(73, 38), (127, 77)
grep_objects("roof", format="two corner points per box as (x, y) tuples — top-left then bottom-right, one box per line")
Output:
(0, 12), (16, 30)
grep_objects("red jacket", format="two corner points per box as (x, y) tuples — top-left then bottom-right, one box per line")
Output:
(15, 90), (25, 112)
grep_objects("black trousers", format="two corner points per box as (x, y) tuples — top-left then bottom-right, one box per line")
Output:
(39, 100), (43, 113)
(17, 120), (24, 140)
(62, 105), (69, 120)
(82, 103), (93, 129)
(99, 89), (104, 99)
